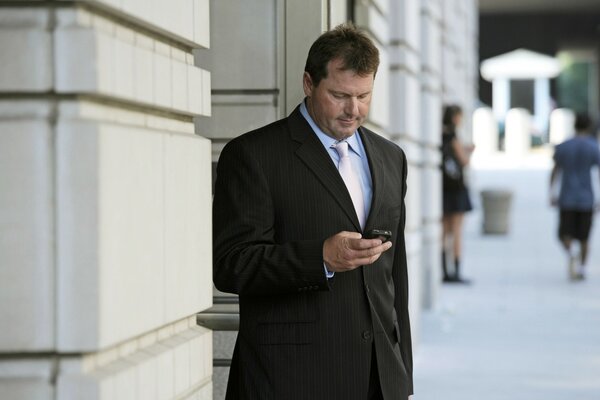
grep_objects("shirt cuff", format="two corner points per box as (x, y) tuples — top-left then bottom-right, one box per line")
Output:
(323, 263), (335, 279)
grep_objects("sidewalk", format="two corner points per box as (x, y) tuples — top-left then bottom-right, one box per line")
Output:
(413, 149), (600, 399)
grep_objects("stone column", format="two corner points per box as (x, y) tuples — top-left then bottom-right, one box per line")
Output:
(0, 2), (213, 399)
(492, 78), (511, 123)
(534, 77), (551, 137)
(505, 108), (533, 157)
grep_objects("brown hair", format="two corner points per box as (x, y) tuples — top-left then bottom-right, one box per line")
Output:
(443, 104), (463, 130)
(304, 22), (380, 86)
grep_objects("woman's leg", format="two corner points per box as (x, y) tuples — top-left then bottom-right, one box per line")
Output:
(450, 213), (471, 283)
(451, 213), (464, 261)
(442, 215), (453, 281)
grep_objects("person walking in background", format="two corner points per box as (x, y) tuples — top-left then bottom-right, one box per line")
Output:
(441, 104), (474, 283)
(213, 23), (413, 400)
(550, 113), (600, 281)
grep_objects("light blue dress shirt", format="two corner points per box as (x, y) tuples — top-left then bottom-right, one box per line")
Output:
(299, 101), (373, 279)
(299, 101), (373, 216)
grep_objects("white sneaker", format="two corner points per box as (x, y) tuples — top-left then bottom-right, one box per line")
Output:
(568, 255), (578, 281)
(576, 265), (586, 281)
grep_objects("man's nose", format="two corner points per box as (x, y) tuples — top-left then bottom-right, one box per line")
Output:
(344, 97), (359, 116)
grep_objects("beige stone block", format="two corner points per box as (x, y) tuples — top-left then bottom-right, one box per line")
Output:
(56, 114), (212, 351)
(193, 0), (210, 48)
(134, 31), (153, 50)
(0, 99), (53, 119)
(156, 344), (175, 399)
(173, 336), (191, 394)
(0, 118), (54, 351)
(56, 120), (101, 350)
(110, 361), (136, 400)
(0, 29), (52, 91)
(370, 49), (390, 130)
(54, 28), (99, 92)
(57, 0), (206, 47)
(0, 359), (53, 400)
(391, 0), (419, 47)
(172, 58), (188, 111)
(154, 40), (170, 57)
(171, 47), (187, 63)
(113, 38), (134, 99)
(58, 357), (109, 400)
(164, 133), (213, 320)
(96, 125), (165, 345)
(154, 52), (172, 109)
(55, 7), (93, 28)
(160, 0), (194, 44)
(114, 24), (134, 43)
(56, 22), (209, 114)
(56, 121), (165, 350)
(0, 8), (49, 28)
(189, 335), (204, 387)
(187, 65), (203, 115)
(95, 30), (116, 95)
(136, 353), (158, 400)
(122, 0), (154, 25)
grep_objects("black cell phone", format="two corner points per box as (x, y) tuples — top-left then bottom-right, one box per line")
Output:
(364, 229), (392, 243)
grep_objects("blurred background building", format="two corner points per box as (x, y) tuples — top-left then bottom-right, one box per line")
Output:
(1, 0), (599, 399)
(479, 0), (600, 149)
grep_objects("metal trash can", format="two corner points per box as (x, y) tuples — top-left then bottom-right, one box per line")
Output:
(480, 189), (513, 234)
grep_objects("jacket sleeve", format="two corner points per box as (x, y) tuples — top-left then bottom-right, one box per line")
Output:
(212, 137), (331, 296)
(392, 149), (414, 395)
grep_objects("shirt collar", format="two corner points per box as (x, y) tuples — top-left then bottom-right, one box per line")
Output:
(299, 100), (363, 157)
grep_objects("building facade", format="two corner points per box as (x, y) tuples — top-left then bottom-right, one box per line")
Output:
(0, 0), (477, 399)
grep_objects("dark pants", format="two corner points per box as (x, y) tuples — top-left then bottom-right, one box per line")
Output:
(559, 209), (593, 241)
(367, 346), (383, 400)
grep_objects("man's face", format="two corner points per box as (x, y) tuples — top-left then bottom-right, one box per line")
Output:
(303, 58), (374, 140)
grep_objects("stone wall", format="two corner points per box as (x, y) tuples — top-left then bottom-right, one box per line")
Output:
(0, 1), (214, 399)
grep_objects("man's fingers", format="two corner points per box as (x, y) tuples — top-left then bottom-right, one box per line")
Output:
(343, 241), (392, 266)
(350, 237), (383, 249)
(361, 241), (392, 262)
(339, 231), (362, 240)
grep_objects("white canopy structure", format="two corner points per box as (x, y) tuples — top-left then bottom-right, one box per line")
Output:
(480, 48), (562, 135)
(481, 48), (561, 80)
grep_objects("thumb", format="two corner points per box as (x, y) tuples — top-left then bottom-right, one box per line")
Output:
(338, 231), (362, 240)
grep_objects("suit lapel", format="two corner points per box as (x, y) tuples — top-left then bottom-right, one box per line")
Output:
(359, 127), (385, 232)
(287, 108), (362, 231)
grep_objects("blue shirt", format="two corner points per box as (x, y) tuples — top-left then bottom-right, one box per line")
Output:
(554, 135), (600, 210)
(299, 101), (373, 219)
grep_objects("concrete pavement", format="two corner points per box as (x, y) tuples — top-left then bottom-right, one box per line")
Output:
(412, 149), (600, 399)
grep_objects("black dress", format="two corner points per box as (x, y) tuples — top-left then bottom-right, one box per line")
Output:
(442, 131), (473, 215)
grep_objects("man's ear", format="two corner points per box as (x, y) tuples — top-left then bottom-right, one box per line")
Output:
(302, 72), (313, 97)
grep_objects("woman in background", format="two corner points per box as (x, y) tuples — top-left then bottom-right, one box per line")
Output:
(441, 104), (474, 283)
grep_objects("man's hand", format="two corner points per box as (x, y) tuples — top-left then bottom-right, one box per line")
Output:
(323, 231), (392, 272)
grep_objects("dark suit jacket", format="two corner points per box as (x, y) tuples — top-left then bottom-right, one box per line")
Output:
(213, 106), (413, 400)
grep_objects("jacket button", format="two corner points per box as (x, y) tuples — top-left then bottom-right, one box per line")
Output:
(362, 330), (372, 340)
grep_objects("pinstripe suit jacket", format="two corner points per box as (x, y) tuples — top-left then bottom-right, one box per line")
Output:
(213, 105), (413, 400)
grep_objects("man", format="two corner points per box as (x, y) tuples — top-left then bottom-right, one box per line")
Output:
(213, 23), (413, 400)
(550, 113), (600, 280)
